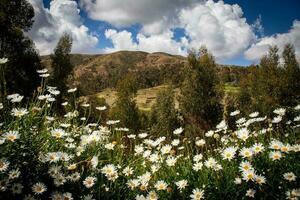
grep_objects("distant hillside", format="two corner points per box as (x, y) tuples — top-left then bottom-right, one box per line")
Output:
(41, 51), (187, 95)
(41, 51), (247, 96)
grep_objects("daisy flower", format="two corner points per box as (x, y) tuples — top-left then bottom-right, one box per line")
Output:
(51, 128), (67, 139)
(190, 188), (205, 200)
(254, 175), (266, 185)
(193, 162), (203, 171)
(240, 147), (253, 159)
(83, 176), (97, 188)
(216, 120), (227, 130)
(239, 161), (253, 172)
(273, 108), (286, 116)
(91, 156), (99, 169)
(269, 151), (282, 161)
(283, 172), (297, 182)
(269, 140), (283, 150)
(230, 110), (240, 116)
(166, 156), (177, 167)
(205, 131), (214, 137)
(252, 143), (264, 154)
(36, 68), (48, 73)
(147, 191), (158, 200)
(161, 144), (172, 155)
(3, 131), (20, 142)
(246, 189), (256, 198)
(122, 166), (133, 176)
(0, 58), (8, 64)
(8, 168), (20, 179)
(127, 179), (140, 190)
(234, 177), (242, 184)
(67, 88), (77, 93)
(95, 106), (107, 111)
(154, 180), (168, 191)
(32, 182), (47, 194)
(195, 139), (206, 147)
(280, 144), (291, 153)
(175, 180), (188, 191)
(242, 170), (256, 182)
(11, 108), (28, 117)
(105, 143), (115, 150)
(173, 127), (184, 135)
(272, 115), (282, 123)
(222, 146), (237, 161)
(249, 112), (259, 118)
(172, 139), (180, 146)
(237, 128), (249, 141)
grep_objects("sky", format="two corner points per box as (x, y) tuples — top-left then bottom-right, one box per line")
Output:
(26, 0), (300, 66)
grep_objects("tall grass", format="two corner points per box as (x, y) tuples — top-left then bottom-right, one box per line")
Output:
(0, 68), (299, 200)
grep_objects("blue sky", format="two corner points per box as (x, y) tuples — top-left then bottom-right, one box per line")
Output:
(30, 0), (300, 66)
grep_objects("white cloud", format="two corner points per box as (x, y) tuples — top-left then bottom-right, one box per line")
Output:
(245, 20), (300, 62)
(80, 0), (256, 60)
(179, 0), (255, 60)
(104, 29), (186, 55)
(79, 0), (198, 34)
(27, 0), (99, 55)
(104, 29), (137, 51)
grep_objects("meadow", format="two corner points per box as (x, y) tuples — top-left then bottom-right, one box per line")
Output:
(0, 68), (299, 200)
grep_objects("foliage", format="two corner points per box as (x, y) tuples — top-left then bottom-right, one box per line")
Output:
(50, 33), (73, 112)
(110, 74), (141, 132)
(238, 44), (300, 115)
(180, 47), (223, 133)
(150, 86), (180, 137)
(0, 0), (41, 97)
(281, 44), (300, 107)
(50, 33), (73, 93)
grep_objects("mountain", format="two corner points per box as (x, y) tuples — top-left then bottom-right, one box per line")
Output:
(41, 51), (187, 95)
(41, 50), (248, 97)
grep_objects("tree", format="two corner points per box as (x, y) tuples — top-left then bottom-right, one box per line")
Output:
(0, 0), (41, 97)
(110, 74), (141, 132)
(150, 86), (179, 137)
(281, 43), (300, 106)
(238, 44), (300, 115)
(238, 65), (258, 113)
(239, 46), (282, 115)
(50, 33), (73, 110)
(51, 33), (73, 91)
(180, 47), (223, 133)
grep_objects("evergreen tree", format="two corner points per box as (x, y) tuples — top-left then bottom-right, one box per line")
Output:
(0, 0), (41, 97)
(250, 46), (282, 114)
(238, 44), (300, 115)
(50, 33), (73, 110)
(110, 74), (141, 132)
(150, 86), (179, 137)
(281, 43), (300, 106)
(180, 47), (223, 133)
(238, 65), (259, 113)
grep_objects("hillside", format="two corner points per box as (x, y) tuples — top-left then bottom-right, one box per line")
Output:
(41, 51), (187, 95)
(41, 51), (246, 94)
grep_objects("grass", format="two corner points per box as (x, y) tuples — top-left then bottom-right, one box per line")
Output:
(224, 83), (240, 94)
(96, 83), (239, 112)
(97, 85), (178, 111)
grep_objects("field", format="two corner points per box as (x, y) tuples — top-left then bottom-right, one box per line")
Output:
(0, 80), (299, 199)
(96, 84), (239, 112)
